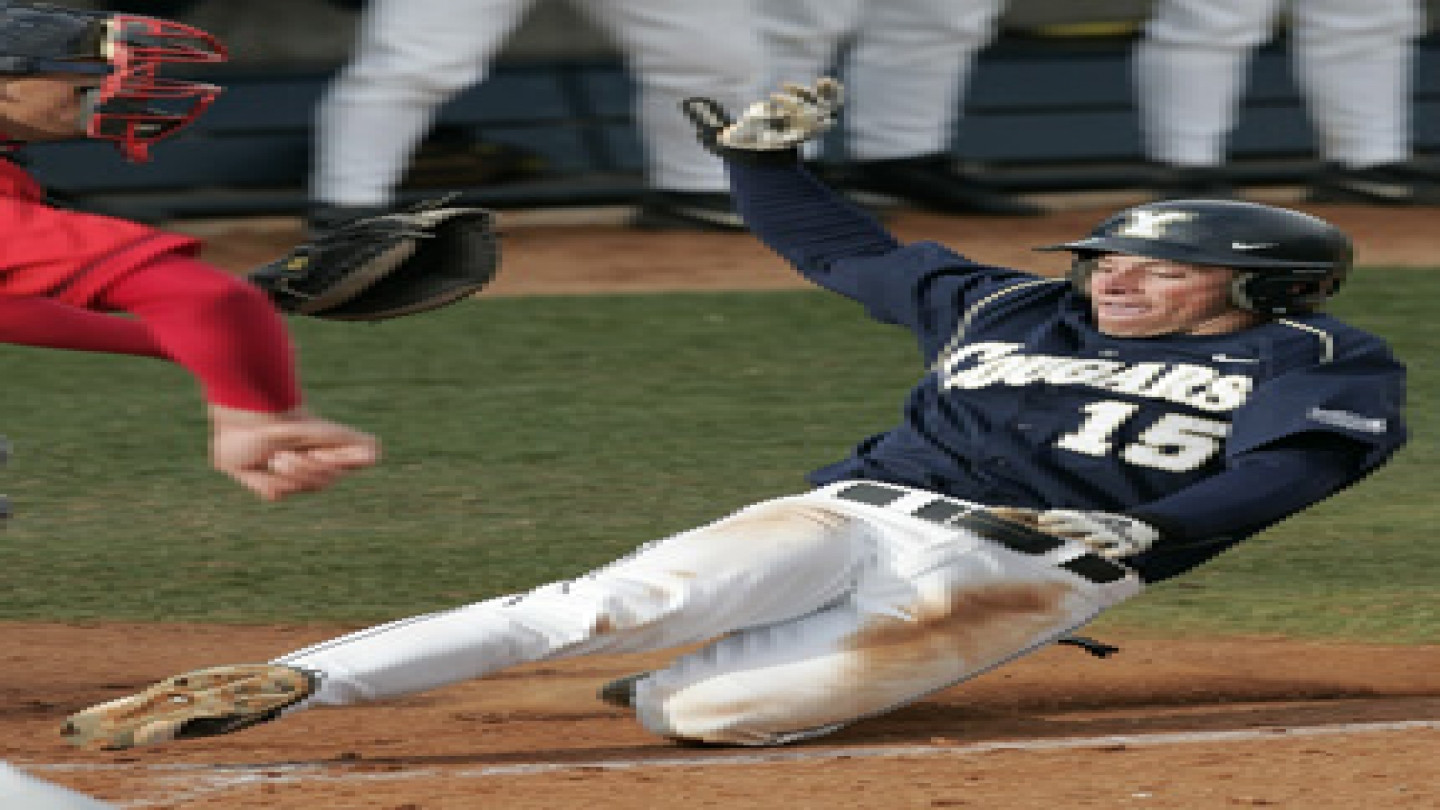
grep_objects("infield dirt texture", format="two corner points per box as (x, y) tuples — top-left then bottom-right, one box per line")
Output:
(4, 195), (1437, 808)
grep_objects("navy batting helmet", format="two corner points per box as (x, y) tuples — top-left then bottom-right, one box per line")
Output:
(1037, 198), (1353, 315)
(0, 1), (225, 161)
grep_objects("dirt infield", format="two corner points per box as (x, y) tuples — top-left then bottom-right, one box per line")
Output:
(3, 624), (1437, 809)
(6, 198), (1439, 808)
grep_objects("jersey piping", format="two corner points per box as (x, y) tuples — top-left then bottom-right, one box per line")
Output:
(932, 278), (1063, 370)
(1275, 318), (1337, 363)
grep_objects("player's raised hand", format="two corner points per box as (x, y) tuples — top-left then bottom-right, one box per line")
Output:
(736, 79), (844, 148)
(682, 77), (843, 159)
(207, 405), (380, 501)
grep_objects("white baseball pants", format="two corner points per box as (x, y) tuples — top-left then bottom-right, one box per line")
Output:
(276, 481), (1141, 745)
(1135, 0), (1426, 168)
(312, 0), (761, 206)
(756, 0), (1008, 161)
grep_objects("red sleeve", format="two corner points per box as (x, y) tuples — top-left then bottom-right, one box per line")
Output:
(0, 296), (166, 356)
(0, 159), (201, 303)
(89, 255), (302, 413)
(1, 160), (299, 412)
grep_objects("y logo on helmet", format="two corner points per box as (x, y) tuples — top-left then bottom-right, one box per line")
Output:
(1115, 210), (1195, 240)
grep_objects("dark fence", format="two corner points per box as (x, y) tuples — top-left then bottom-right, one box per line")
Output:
(22, 31), (1440, 220)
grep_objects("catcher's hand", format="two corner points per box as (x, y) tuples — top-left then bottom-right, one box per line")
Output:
(248, 201), (499, 321)
(682, 77), (844, 162)
(208, 405), (379, 501)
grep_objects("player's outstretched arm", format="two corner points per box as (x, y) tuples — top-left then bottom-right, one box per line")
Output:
(682, 79), (903, 296)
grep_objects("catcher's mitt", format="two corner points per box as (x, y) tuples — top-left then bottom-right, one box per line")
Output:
(248, 203), (499, 321)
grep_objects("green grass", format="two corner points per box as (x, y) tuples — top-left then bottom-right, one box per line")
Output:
(1, 275), (1436, 643)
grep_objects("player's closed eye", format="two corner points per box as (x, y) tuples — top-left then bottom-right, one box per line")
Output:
(1148, 266), (1189, 278)
(1097, 260), (1189, 279)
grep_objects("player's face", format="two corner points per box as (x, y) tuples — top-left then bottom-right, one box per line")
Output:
(1087, 254), (1264, 337)
(0, 74), (99, 141)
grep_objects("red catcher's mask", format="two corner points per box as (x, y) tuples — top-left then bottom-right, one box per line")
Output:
(82, 14), (226, 162)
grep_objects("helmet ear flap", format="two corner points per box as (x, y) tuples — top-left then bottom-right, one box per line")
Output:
(1230, 271), (1335, 315)
(1068, 254), (1100, 295)
(1229, 272), (1260, 313)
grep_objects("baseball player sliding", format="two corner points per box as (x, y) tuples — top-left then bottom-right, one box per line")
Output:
(63, 79), (1406, 750)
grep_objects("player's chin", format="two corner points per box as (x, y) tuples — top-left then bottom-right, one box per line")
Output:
(1095, 318), (1168, 338)
(1093, 303), (1161, 335)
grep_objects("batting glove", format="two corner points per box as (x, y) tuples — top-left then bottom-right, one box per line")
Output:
(1036, 510), (1160, 560)
(682, 78), (844, 161)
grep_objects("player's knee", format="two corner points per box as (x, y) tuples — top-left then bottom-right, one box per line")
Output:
(634, 700), (809, 747)
(628, 677), (839, 747)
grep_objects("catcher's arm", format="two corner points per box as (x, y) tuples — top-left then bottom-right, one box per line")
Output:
(247, 203), (500, 321)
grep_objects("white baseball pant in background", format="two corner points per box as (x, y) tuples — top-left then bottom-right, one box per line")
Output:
(756, 0), (1009, 161)
(276, 481), (1141, 745)
(1136, 0), (1426, 169)
(312, 0), (761, 207)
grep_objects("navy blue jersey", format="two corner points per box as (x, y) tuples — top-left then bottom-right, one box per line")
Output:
(727, 161), (1407, 581)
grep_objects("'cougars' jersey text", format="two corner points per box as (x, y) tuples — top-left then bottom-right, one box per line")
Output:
(938, 342), (1253, 413)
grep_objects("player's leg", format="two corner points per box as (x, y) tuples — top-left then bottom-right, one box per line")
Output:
(310, 0), (535, 212)
(843, 0), (1004, 162)
(1293, 0), (1422, 167)
(1294, 0), (1438, 203)
(1133, 0), (1284, 194)
(753, 0), (865, 163)
(280, 498), (869, 702)
(582, 0), (763, 228)
(618, 484), (1144, 745)
(836, 0), (1041, 215)
(61, 495), (875, 749)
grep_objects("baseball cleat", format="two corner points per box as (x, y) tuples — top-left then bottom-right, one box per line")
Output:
(60, 664), (317, 750)
(597, 671), (651, 709)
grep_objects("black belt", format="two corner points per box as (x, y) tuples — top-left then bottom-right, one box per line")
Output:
(833, 482), (1131, 585)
